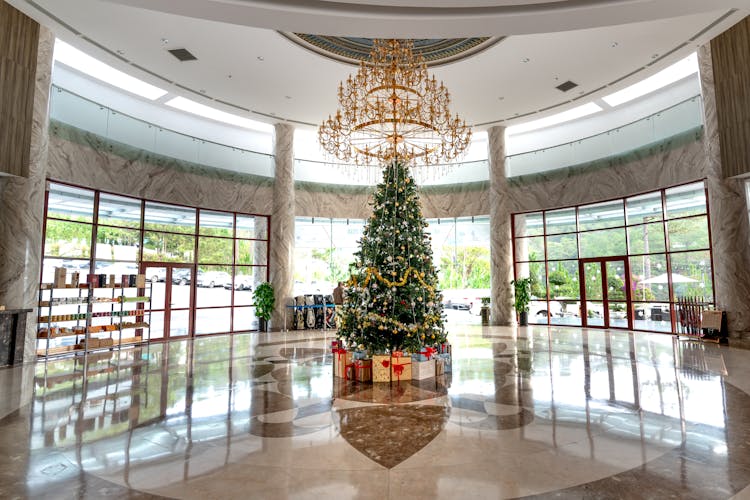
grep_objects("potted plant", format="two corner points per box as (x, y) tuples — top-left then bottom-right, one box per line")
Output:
(253, 282), (275, 332)
(510, 277), (532, 326)
(480, 297), (491, 326)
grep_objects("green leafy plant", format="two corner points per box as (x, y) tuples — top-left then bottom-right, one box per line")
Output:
(481, 297), (491, 306)
(253, 282), (275, 321)
(510, 277), (532, 313)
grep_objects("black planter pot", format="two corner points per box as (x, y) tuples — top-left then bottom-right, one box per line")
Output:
(259, 318), (268, 332)
(519, 311), (528, 326)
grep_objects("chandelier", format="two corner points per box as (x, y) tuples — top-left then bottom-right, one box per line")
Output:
(318, 39), (472, 166)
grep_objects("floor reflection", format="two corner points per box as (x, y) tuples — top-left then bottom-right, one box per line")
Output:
(1, 327), (748, 498)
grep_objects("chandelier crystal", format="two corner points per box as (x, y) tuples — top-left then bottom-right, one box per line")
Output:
(318, 39), (472, 166)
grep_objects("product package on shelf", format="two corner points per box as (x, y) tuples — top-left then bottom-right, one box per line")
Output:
(54, 267), (67, 288)
(373, 354), (391, 382)
(71, 272), (80, 287)
(411, 356), (436, 380)
(135, 274), (146, 288)
(436, 352), (452, 374)
(333, 348), (353, 378)
(354, 359), (372, 382)
(391, 356), (412, 383)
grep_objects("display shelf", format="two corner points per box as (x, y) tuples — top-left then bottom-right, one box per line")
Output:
(37, 272), (152, 358)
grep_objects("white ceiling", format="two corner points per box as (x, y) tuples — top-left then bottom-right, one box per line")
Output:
(8, 0), (750, 131)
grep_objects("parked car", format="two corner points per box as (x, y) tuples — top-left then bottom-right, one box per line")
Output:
(172, 268), (192, 285)
(197, 271), (230, 288)
(147, 268), (167, 283)
(223, 274), (253, 291)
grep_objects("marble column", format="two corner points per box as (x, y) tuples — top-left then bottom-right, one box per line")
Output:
(0, 27), (54, 361)
(270, 123), (295, 331)
(488, 126), (514, 325)
(697, 44), (750, 346)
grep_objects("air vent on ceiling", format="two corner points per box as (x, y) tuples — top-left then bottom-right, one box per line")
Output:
(556, 80), (578, 92)
(168, 48), (197, 62)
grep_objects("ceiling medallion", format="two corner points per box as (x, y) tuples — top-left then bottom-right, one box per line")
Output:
(282, 35), (503, 67)
(318, 39), (472, 166)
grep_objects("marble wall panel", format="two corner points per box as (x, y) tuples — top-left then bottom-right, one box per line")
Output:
(0, 27), (53, 363)
(698, 44), (750, 347)
(47, 125), (274, 215)
(271, 124), (295, 330)
(488, 126), (514, 326)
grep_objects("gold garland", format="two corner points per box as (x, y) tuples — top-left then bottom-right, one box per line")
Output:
(349, 266), (434, 291)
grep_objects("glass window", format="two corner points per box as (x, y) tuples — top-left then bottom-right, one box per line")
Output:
(669, 251), (712, 301)
(579, 228), (627, 258)
(143, 231), (195, 262)
(199, 210), (234, 237)
(546, 233), (578, 260)
(237, 215), (268, 239)
(578, 200), (625, 231)
(627, 222), (666, 255)
(232, 267), (257, 306)
(237, 240), (267, 266)
(195, 307), (231, 335)
(547, 260), (580, 300)
(198, 236), (234, 264)
(47, 184), (95, 222)
(626, 191), (663, 225)
(514, 212), (544, 237)
(44, 220), (92, 259)
(98, 193), (141, 228)
(233, 306), (257, 331)
(196, 265), (233, 307)
(667, 216), (710, 252)
(144, 202), (196, 234)
(630, 254), (669, 302)
(96, 227), (140, 262)
(665, 182), (706, 219)
(514, 236), (545, 262)
(545, 208), (577, 235)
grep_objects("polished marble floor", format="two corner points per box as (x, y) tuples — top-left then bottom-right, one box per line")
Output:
(2, 325), (750, 499)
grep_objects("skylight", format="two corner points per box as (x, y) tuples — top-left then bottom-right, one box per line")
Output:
(165, 96), (274, 133)
(53, 39), (167, 100)
(508, 102), (603, 134)
(603, 53), (698, 107)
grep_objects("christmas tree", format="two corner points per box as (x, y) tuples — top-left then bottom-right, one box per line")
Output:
(338, 160), (446, 354)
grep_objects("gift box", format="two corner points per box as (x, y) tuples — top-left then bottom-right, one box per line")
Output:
(436, 352), (452, 373)
(373, 354), (391, 382)
(439, 343), (452, 355)
(411, 358), (436, 380)
(353, 350), (368, 360)
(391, 356), (411, 382)
(333, 348), (353, 378)
(435, 357), (445, 376)
(414, 346), (437, 362)
(354, 359), (372, 382)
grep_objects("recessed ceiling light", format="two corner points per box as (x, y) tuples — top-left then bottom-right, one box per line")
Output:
(521, 58), (530, 63)
(611, 42), (619, 48)
(651, 53), (659, 59)
(270, 112), (276, 116)
(498, 96), (504, 101)
(257, 56), (264, 61)
(227, 74), (232, 79)
(199, 89), (206, 94)
(116, 49), (125, 55)
(53, 39), (167, 100)
(161, 38), (169, 45)
(284, 95), (292, 100)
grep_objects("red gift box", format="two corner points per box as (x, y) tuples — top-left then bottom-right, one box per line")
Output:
(354, 359), (372, 382)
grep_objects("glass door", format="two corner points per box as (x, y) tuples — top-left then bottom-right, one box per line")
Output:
(142, 263), (195, 339)
(579, 257), (632, 329)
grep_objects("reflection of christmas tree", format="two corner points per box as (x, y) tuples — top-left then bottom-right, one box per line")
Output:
(339, 160), (446, 353)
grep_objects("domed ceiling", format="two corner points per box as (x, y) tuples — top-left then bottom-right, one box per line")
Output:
(7, 0), (750, 129)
